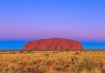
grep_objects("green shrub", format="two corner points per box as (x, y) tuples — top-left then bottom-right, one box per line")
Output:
(71, 56), (79, 65)
(46, 60), (54, 66)
(54, 60), (65, 71)
(54, 64), (65, 71)
(44, 53), (49, 57)
(77, 57), (95, 73)
(37, 66), (48, 73)
(74, 51), (80, 55)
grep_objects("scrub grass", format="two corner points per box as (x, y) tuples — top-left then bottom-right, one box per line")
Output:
(0, 50), (105, 73)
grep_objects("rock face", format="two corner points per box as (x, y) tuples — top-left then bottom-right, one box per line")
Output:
(22, 38), (83, 51)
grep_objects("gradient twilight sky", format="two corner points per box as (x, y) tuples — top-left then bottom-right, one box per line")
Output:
(0, 0), (105, 50)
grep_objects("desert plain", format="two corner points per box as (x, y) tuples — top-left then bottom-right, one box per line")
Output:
(0, 50), (105, 73)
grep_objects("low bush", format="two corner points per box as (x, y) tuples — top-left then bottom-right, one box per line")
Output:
(77, 57), (95, 73)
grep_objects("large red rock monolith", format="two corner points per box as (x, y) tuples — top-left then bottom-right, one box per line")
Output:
(22, 38), (83, 51)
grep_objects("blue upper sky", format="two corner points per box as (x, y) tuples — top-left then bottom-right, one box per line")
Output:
(0, 0), (105, 50)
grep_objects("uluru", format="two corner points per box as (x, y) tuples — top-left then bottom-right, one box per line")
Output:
(22, 38), (83, 51)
